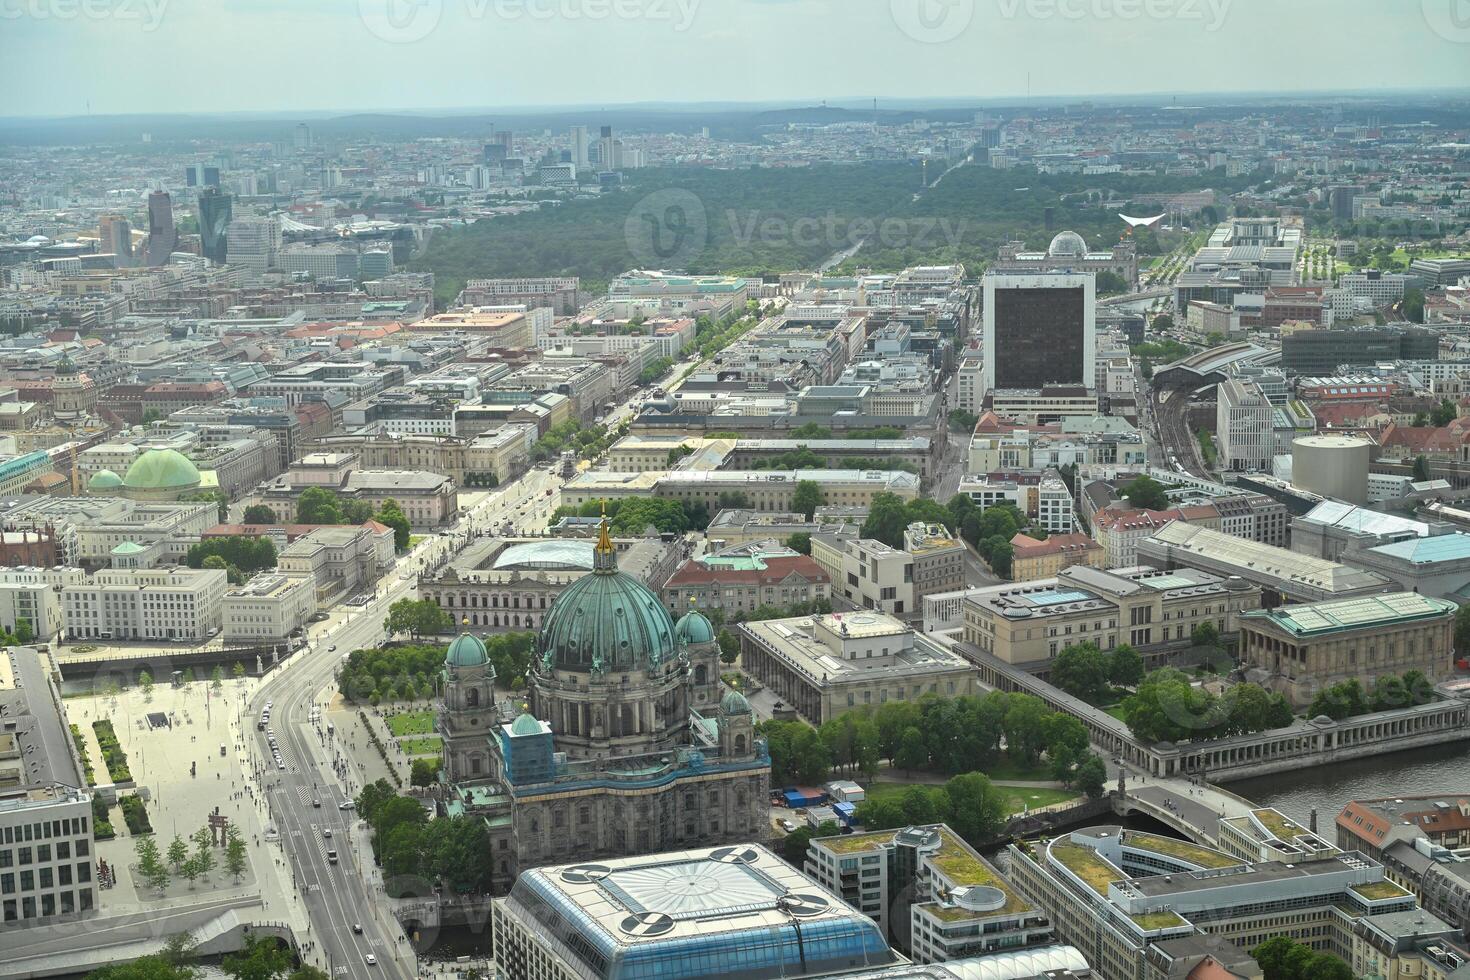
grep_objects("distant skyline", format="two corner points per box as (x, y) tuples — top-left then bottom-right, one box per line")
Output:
(3, 0), (1470, 119)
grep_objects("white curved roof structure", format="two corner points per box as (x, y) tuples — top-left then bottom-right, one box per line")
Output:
(933, 945), (1091, 979)
(1119, 213), (1167, 228)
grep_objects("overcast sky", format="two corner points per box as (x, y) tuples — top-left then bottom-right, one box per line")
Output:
(4, 0), (1470, 118)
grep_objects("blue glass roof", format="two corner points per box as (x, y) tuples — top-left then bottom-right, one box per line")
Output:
(1368, 533), (1470, 565)
(1026, 588), (1093, 607)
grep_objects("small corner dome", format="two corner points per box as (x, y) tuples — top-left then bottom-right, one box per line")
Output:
(1048, 230), (1088, 257)
(510, 712), (542, 736)
(88, 469), (123, 490)
(720, 690), (752, 715)
(675, 609), (715, 645)
(445, 633), (489, 668)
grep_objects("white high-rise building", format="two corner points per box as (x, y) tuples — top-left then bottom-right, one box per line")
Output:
(569, 125), (590, 169)
(226, 215), (281, 273)
(982, 272), (1095, 394)
(1216, 378), (1274, 473)
(60, 567), (227, 643)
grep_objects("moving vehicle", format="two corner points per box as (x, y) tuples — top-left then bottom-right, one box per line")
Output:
(353, 924), (363, 934)
(364, 954), (376, 965)
(323, 828), (332, 838)
(327, 849), (338, 864)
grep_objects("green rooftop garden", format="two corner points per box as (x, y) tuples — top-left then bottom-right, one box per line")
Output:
(1129, 910), (1187, 931)
(1125, 832), (1239, 869)
(1351, 880), (1410, 901)
(817, 831), (893, 855)
(1051, 842), (1122, 896)
(1251, 808), (1304, 840)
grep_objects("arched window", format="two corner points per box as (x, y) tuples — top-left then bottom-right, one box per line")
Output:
(735, 734), (746, 754)
(467, 688), (480, 708)
(471, 756), (482, 774)
(694, 664), (708, 685)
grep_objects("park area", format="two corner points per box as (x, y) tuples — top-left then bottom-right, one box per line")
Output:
(385, 709), (435, 737)
(864, 780), (1079, 816)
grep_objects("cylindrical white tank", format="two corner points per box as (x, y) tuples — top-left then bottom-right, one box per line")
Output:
(1291, 434), (1373, 505)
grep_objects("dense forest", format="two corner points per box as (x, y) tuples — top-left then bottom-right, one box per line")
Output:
(410, 161), (1267, 304)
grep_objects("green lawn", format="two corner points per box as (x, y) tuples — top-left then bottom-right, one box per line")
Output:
(981, 755), (1056, 782)
(398, 736), (442, 757)
(385, 710), (436, 737)
(1104, 705), (1128, 722)
(866, 780), (1079, 816)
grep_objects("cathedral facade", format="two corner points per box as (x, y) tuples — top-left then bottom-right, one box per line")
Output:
(438, 518), (770, 893)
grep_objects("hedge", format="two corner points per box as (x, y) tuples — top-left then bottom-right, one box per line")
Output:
(70, 724), (96, 786)
(119, 795), (152, 836)
(92, 796), (114, 841)
(92, 720), (132, 783)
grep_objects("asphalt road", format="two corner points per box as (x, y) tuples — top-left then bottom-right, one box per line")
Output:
(244, 471), (567, 980)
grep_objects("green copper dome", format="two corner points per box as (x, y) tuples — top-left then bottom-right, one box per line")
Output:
(88, 469), (123, 491)
(538, 570), (678, 674)
(445, 633), (489, 668)
(122, 449), (201, 491)
(720, 690), (752, 715)
(674, 609), (715, 645)
(509, 712), (542, 736)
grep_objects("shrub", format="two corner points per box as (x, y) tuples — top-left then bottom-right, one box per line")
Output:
(70, 724), (96, 786)
(119, 794), (153, 835)
(92, 720), (132, 783)
(92, 795), (115, 841)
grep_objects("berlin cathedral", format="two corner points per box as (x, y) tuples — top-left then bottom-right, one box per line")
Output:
(437, 517), (771, 893)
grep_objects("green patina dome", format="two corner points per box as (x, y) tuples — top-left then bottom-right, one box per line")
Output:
(509, 712), (542, 736)
(674, 609), (715, 645)
(122, 449), (201, 491)
(112, 541), (146, 555)
(445, 633), (489, 668)
(720, 690), (752, 715)
(539, 571), (678, 674)
(88, 469), (123, 491)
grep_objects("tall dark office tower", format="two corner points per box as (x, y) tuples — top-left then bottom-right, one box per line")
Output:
(144, 191), (178, 266)
(982, 273), (1095, 392)
(198, 187), (233, 264)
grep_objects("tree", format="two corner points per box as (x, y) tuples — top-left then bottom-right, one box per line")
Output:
(221, 937), (294, 980)
(717, 628), (740, 664)
(782, 821), (838, 867)
(1049, 643), (1112, 704)
(1308, 679), (1370, 721)
(1109, 644), (1144, 688)
(1094, 270), (1129, 296)
(210, 666), (224, 694)
(1456, 603), (1470, 656)
(242, 504), (277, 525)
(1413, 455), (1432, 481)
(161, 933), (201, 969)
(1050, 744), (1076, 785)
(1432, 398), (1458, 427)
(947, 409), (979, 432)
(166, 834), (189, 874)
(861, 492), (910, 548)
(1118, 475), (1170, 512)
(786, 532), (812, 555)
(135, 834), (170, 892)
(1075, 754), (1108, 799)
(191, 827), (216, 875)
(1403, 286), (1425, 323)
(943, 772), (1006, 843)
(14, 618), (32, 644)
(88, 957), (198, 980)
(140, 671), (154, 698)
(895, 726), (929, 772)
(983, 537), (1014, 578)
(386, 598), (454, 639)
(296, 487), (344, 525)
(376, 499), (412, 551)
(232, 662), (246, 679)
(184, 489), (229, 522)
(1002, 695), (1051, 764)
(1150, 312), (1175, 333)
(225, 827), (248, 883)
(343, 499), (377, 524)
(410, 758), (438, 787)
(792, 480), (823, 520)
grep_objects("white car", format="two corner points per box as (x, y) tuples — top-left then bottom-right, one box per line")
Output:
(365, 954), (377, 966)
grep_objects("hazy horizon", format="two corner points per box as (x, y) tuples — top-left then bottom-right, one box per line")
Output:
(4, 0), (1470, 120)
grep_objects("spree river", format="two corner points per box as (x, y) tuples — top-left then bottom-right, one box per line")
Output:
(1232, 741), (1470, 829)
